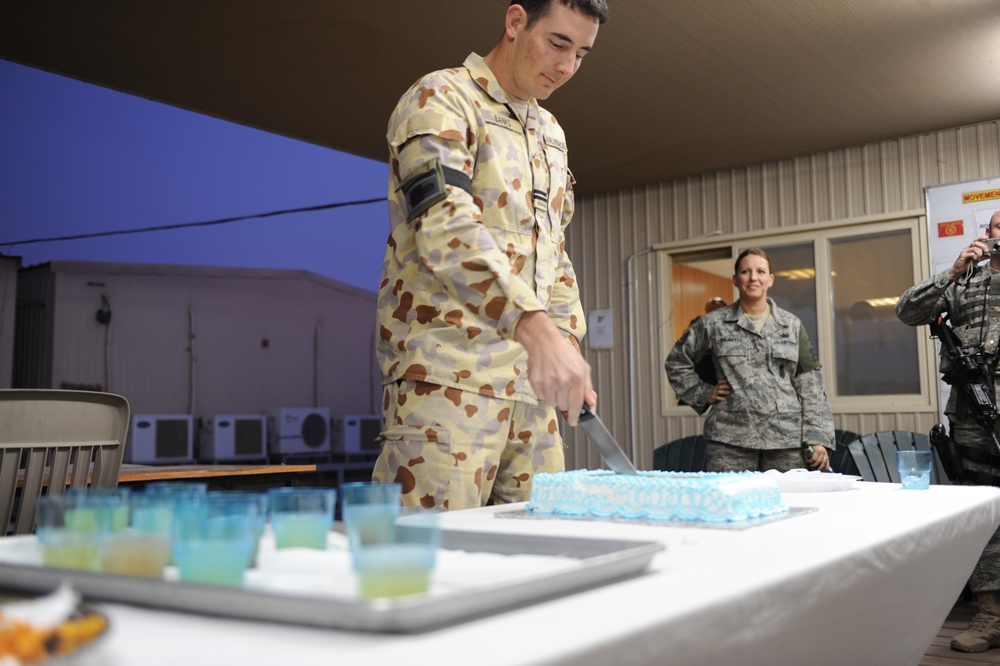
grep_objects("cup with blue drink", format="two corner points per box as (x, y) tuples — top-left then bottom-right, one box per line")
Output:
(267, 487), (336, 550)
(341, 482), (440, 599)
(897, 449), (933, 490)
(172, 493), (260, 586)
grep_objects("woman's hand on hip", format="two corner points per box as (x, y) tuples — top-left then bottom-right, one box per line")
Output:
(708, 379), (731, 405)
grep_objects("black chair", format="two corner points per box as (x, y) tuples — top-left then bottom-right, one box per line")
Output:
(653, 435), (707, 472)
(845, 430), (950, 485)
(829, 429), (860, 476)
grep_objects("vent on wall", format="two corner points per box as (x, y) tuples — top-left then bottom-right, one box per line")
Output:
(125, 414), (195, 465)
(199, 414), (267, 462)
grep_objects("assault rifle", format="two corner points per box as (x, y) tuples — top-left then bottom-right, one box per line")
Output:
(929, 314), (1000, 463)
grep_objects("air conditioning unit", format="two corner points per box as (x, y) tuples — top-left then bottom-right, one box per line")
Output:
(268, 407), (330, 456)
(199, 414), (268, 462)
(125, 414), (195, 464)
(331, 414), (383, 454)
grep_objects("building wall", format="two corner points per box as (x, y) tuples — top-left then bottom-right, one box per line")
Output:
(564, 120), (1000, 471)
(16, 261), (379, 422)
(0, 254), (20, 388)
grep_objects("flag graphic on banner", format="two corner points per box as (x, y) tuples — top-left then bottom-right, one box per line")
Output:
(938, 220), (964, 237)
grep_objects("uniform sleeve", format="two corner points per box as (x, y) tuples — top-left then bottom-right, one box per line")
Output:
(665, 320), (714, 414)
(545, 171), (586, 344)
(792, 326), (835, 447)
(389, 82), (546, 340)
(895, 270), (954, 327)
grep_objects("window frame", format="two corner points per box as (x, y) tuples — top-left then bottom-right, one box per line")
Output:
(657, 211), (937, 416)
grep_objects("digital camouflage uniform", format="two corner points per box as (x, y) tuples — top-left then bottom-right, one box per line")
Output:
(896, 267), (1000, 594)
(665, 300), (835, 472)
(373, 53), (586, 510)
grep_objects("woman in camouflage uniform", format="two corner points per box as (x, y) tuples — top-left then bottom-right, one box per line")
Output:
(665, 248), (835, 472)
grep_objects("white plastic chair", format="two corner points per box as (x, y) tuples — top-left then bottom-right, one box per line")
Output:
(0, 389), (130, 535)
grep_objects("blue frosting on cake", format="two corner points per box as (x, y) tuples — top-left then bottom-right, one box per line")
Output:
(526, 469), (788, 523)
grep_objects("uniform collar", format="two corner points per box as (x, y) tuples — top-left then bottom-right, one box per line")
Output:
(464, 52), (539, 129)
(766, 299), (793, 327)
(725, 298), (792, 329)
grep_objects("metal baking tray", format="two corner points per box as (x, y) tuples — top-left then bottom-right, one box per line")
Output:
(0, 530), (662, 633)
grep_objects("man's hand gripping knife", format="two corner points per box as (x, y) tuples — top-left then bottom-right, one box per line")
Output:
(515, 311), (596, 426)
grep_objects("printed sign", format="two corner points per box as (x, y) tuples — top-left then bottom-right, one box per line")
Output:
(937, 220), (964, 237)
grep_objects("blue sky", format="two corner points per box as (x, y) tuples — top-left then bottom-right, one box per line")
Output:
(0, 59), (389, 292)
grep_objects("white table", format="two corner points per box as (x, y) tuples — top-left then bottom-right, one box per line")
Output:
(67, 482), (1000, 666)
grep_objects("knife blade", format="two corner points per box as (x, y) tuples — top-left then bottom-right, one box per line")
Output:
(578, 403), (638, 474)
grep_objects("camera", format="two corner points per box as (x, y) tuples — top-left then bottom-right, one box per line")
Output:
(981, 239), (1000, 256)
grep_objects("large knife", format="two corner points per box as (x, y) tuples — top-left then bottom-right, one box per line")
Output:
(578, 403), (638, 474)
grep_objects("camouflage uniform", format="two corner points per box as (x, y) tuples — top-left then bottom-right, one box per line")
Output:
(373, 53), (586, 510)
(665, 300), (835, 471)
(897, 267), (1000, 593)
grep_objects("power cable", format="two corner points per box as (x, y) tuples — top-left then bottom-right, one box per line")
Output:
(0, 196), (387, 247)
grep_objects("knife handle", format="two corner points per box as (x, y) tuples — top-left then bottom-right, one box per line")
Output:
(580, 403), (596, 422)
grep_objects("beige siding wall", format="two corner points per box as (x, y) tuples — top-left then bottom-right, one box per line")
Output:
(564, 120), (1000, 471)
(28, 261), (378, 421)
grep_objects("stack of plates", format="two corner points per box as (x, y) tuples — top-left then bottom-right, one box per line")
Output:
(763, 468), (861, 493)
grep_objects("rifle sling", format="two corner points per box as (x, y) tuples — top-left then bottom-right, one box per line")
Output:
(963, 469), (1000, 488)
(958, 443), (1000, 470)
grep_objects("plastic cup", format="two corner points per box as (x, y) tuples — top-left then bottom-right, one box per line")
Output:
(143, 482), (208, 565)
(342, 483), (439, 598)
(172, 494), (259, 586)
(352, 510), (440, 599)
(36, 493), (120, 571)
(268, 487), (336, 550)
(67, 487), (132, 533)
(341, 482), (401, 508)
(897, 450), (932, 490)
(100, 493), (173, 578)
(209, 491), (268, 566)
(342, 482), (401, 550)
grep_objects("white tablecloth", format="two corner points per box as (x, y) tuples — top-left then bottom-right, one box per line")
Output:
(72, 482), (1000, 666)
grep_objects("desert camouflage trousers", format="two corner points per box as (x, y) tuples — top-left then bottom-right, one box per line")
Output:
(953, 418), (1000, 593)
(704, 440), (806, 473)
(372, 379), (565, 510)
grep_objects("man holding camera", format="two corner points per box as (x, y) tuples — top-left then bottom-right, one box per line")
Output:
(896, 209), (1000, 653)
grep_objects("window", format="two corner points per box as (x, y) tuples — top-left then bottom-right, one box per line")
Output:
(829, 230), (920, 396)
(757, 242), (818, 363)
(662, 216), (928, 412)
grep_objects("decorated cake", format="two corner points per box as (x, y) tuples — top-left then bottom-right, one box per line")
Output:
(526, 469), (788, 523)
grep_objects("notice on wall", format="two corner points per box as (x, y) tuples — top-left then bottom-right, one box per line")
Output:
(587, 309), (614, 349)
(926, 176), (1000, 273)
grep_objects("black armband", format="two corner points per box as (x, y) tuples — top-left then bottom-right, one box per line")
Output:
(397, 158), (473, 223)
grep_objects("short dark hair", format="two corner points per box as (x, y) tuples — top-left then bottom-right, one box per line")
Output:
(515, 0), (609, 27)
(734, 247), (772, 275)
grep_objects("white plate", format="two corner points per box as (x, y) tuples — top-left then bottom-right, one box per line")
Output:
(764, 469), (861, 493)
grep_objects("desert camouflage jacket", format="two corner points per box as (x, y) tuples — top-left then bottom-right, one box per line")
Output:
(376, 53), (586, 403)
(896, 266), (1000, 414)
(665, 300), (835, 449)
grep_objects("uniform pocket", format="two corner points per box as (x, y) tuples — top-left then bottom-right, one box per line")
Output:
(953, 323), (978, 348)
(712, 342), (745, 410)
(715, 340), (746, 365)
(477, 122), (532, 236)
(540, 135), (569, 240)
(380, 424), (452, 458)
(771, 339), (799, 378)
